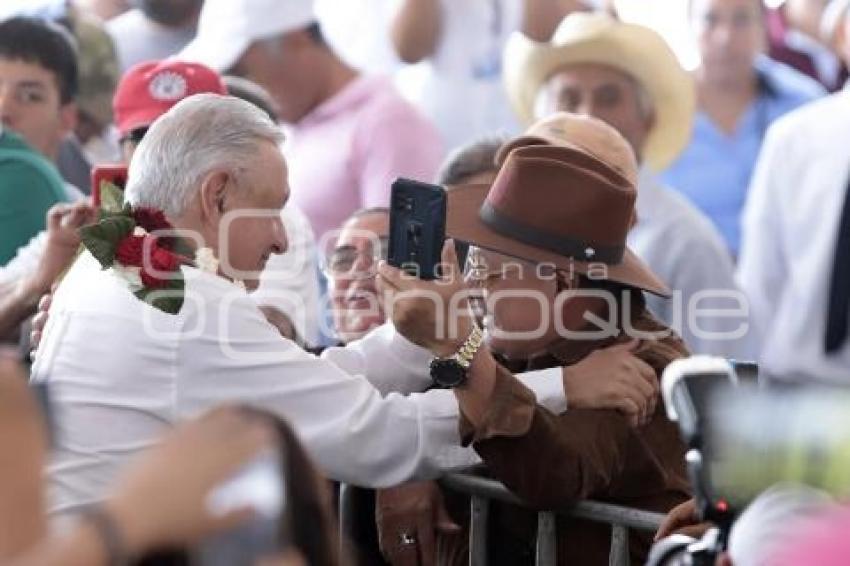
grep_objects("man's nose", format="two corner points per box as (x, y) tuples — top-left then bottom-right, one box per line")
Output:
(574, 98), (594, 119)
(272, 217), (287, 255)
(0, 89), (15, 127)
(710, 23), (734, 49)
(351, 251), (374, 273)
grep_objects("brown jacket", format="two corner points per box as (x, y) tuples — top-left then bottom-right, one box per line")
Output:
(439, 307), (692, 565)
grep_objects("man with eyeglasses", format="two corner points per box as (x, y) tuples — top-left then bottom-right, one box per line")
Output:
(323, 207), (390, 345)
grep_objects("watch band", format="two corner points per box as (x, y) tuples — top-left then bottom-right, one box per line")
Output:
(453, 323), (484, 368)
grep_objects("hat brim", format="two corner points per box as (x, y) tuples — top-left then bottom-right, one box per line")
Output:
(503, 23), (695, 172)
(116, 108), (163, 137)
(446, 184), (671, 297)
(178, 36), (249, 74)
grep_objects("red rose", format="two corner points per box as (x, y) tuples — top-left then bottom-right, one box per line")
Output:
(115, 235), (145, 266)
(140, 244), (182, 288)
(132, 207), (172, 235)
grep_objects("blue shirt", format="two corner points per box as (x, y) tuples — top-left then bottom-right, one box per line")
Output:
(660, 56), (824, 257)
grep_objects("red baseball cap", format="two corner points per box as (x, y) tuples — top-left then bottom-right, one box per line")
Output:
(113, 60), (227, 137)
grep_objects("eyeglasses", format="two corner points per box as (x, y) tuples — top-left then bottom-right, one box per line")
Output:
(322, 236), (389, 280)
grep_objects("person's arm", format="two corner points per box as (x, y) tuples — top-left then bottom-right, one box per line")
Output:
(460, 369), (637, 508)
(0, 279), (43, 340)
(521, 0), (585, 42)
(390, 0), (442, 63)
(654, 498), (713, 541)
(177, 293), (481, 487)
(320, 322), (434, 396)
(0, 358), (47, 559)
(0, 202), (95, 340)
(8, 407), (274, 566)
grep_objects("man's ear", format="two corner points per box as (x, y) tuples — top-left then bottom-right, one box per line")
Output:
(198, 170), (231, 224)
(58, 102), (78, 137)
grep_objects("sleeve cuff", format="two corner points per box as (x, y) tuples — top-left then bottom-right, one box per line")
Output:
(515, 367), (568, 414)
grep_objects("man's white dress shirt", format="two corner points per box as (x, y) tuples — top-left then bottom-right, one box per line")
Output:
(738, 89), (850, 384)
(630, 171), (755, 359)
(33, 253), (565, 515)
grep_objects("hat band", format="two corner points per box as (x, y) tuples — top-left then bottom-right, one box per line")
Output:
(479, 202), (624, 264)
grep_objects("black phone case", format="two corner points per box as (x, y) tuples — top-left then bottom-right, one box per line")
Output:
(388, 178), (447, 280)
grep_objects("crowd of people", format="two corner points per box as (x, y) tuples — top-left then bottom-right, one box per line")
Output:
(1, 0), (849, 564)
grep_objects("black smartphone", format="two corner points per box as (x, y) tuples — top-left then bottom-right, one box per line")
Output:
(388, 178), (447, 280)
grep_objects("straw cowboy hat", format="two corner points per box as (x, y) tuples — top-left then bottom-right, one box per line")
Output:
(503, 12), (695, 171)
(446, 113), (670, 297)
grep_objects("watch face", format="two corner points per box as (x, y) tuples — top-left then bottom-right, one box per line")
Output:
(429, 358), (468, 388)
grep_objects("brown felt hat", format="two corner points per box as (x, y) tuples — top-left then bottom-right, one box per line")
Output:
(446, 115), (670, 297)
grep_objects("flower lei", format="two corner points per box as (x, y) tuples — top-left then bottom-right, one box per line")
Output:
(79, 182), (193, 315)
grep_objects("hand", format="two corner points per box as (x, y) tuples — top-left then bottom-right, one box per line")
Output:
(0, 359), (48, 557)
(29, 292), (52, 356)
(654, 498), (713, 541)
(563, 339), (658, 427)
(103, 407), (275, 555)
(377, 240), (475, 357)
(30, 202), (96, 292)
(376, 481), (461, 566)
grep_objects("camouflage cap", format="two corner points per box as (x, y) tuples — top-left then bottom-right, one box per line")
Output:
(70, 7), (120, 129)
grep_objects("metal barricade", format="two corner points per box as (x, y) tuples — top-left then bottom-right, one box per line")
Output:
(439, 473), (666, 566)
(339, 474), (666, 566)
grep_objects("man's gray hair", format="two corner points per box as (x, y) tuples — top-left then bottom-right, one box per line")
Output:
(436, 136), (507, 186)
(125, 93), (285, 217)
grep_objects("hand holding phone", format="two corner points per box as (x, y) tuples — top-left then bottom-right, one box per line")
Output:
(387, 178), (447, 280)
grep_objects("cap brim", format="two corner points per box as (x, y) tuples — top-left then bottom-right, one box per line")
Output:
(503, 25), (695, 172)
(446, 184), (670, 297)
(116, 108), (163, 137)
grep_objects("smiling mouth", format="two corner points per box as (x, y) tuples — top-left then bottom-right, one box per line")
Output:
(345, 290), (375, 307)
